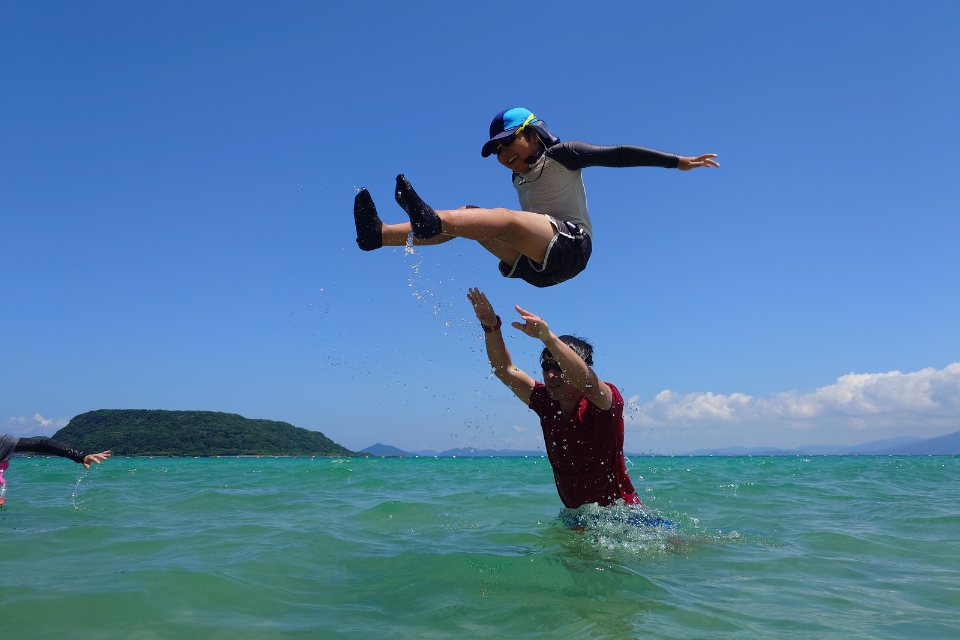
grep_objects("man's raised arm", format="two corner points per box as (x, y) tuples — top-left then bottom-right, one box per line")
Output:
(512, 305), (613, 411)
(467, 288), (536, 405)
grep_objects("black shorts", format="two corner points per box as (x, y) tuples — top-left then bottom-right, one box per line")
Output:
(498, 216), (592, 288)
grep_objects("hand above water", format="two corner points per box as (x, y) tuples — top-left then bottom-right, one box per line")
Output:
(83, 450), (111, 469)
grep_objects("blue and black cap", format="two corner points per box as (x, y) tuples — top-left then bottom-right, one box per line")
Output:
(481, 107), (558, 157)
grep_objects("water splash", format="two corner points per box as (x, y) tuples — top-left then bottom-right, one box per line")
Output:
(554, 500), (740, 561)
(404, 232), (424, 281)
(290, 288), (327, 329)
(402, 233), (486, 343)
(400, 235), (517, 448)
(70, 468), (89, 510)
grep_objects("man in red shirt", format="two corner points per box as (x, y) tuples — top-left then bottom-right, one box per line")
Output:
(467, 287), (640, 508)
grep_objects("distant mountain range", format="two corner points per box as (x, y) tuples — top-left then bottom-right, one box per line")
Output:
(681, 430), (960, 456)
(363, 429), (960, 458)
(359, 444), (545, 457)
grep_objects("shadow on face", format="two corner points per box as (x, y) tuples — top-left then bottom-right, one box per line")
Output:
(497, 130), (541, 173)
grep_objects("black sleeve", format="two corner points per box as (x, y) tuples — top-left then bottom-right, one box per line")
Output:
(15, 438), (88, 464)
(545, 140), (680, 171)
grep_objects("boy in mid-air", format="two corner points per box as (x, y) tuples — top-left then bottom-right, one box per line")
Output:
(355, 108), (718, 287)
(466, 287), (639, 508)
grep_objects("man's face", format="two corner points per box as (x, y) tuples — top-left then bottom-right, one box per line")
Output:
(496, 131), (540, 174)
(543, 364), (577, 402)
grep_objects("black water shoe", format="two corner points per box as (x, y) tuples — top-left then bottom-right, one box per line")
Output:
(395, 174), (442, 239)
(354, 188), (383, 251)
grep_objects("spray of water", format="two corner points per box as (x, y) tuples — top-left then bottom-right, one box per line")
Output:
(400, 235), (529, 450)
(553, 500), (743, 561)
(280, 193), (534, 453)
(70, 468), (89, 510)
(403, 234), (478, 335)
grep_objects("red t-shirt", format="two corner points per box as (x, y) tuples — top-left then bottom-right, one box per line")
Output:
(528, 381), (640, 508)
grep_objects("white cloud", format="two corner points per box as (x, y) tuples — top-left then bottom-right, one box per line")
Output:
(33, 413), (53, 427)
(512, 425), (526, 432)
(1, 413), (70, 437)
(628, 361), (960, 450)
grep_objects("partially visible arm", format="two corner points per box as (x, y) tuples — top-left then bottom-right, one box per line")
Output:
(512, 306), (613, 411)
(468, 288), (536, 405)
(15, 438), (87, 464)
(15, 438), (111, 469)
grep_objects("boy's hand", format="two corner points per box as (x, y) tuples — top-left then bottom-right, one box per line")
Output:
(83, 450), (111, 469)
(677, 154), (719, 171)
(467, 287), (499, 327)
(512, 305), (551, 341)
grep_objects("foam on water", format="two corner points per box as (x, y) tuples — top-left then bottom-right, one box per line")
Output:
(553, 499), (749, 564)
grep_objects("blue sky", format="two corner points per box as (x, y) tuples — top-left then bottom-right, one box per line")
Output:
(2, 1), (958, 453)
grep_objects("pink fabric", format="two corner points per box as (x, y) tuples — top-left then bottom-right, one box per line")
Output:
(0, 461), (7, 505)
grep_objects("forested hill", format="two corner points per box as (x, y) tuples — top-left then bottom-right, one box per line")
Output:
(52, 410), (355, 457)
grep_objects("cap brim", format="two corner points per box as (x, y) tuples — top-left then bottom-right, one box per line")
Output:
(480, 129), (519, 158)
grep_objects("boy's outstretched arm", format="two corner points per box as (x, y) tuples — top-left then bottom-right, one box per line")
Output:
(546, 141), (719, 171)
(512, 306), (613, 411)
(467, 288), (536, 405)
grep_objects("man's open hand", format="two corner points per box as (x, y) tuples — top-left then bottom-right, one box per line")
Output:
(467, 287), (499, 327)
(512, 305), (551, 341)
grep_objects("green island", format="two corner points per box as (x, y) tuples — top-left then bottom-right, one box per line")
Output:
(52, 410), (356, 457)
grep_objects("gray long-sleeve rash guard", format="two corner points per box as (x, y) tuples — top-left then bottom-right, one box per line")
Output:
(511, 141), (679, 239)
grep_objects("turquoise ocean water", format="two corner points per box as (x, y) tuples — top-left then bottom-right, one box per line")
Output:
(1, 455), (958, 639)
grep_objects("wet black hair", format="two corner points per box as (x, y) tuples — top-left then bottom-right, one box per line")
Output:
(540, 335), (594, 370)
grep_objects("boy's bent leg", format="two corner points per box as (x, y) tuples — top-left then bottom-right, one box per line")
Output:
(381, 222), (456, 247)
(478, 238), (522, 265)
(436, 207), (555, 263)
(380, 222), (457, 246)
(393, 176), (553, 260)
(382, 204), (550, 254)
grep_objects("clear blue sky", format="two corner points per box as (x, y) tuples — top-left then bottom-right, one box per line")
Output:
(2, 1), (958, 453)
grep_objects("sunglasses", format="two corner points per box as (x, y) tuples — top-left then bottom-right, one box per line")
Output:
(496, 133), (517, 153)
(541, 361), (563, 373)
